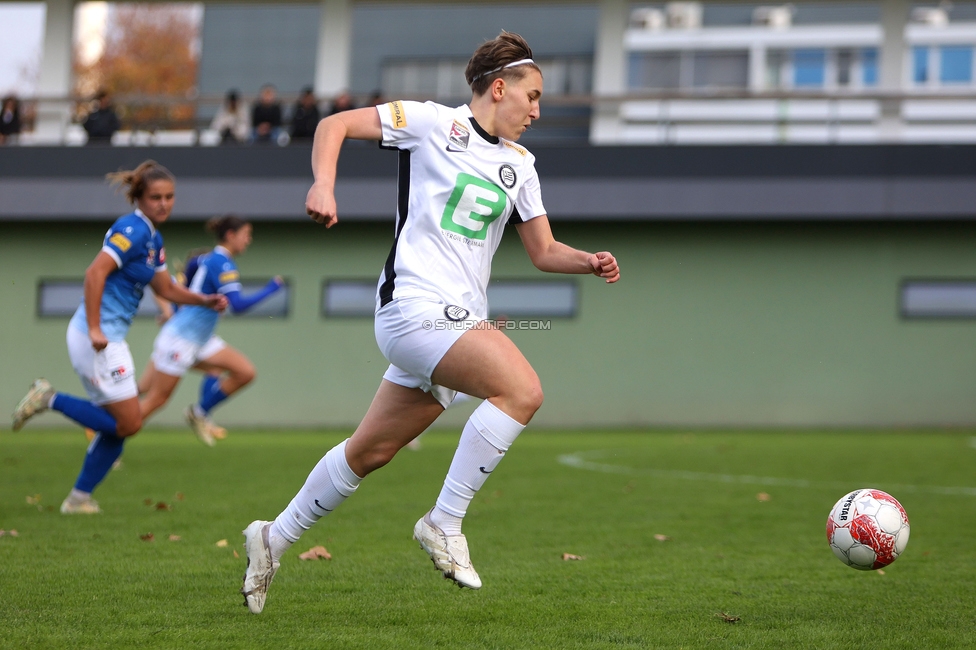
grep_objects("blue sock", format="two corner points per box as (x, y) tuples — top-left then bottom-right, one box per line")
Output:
(74, 432), (124, 493)
(52, 393), (117, 434)
(200, 375), (220, 405)
(199, 378), (228, 414)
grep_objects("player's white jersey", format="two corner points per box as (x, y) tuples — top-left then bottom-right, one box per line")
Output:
(376, 100), (546, 317)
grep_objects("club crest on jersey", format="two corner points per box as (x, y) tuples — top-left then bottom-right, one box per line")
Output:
(447, 121), (470, 152)
(444, 305), (470, 321)
(499, 164), (517, 189)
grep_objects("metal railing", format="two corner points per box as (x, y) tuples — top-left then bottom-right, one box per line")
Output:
(5, 89), (976, 146)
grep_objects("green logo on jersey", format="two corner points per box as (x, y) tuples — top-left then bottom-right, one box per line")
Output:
(440, 173), (507, 241)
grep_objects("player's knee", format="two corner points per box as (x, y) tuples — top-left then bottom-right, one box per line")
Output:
(519, 380), (544, 416)
(116, 415), (142, 438)
(236, 364), (256, 386)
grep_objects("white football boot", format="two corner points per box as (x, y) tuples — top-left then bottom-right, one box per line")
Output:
(11, 378), (55, 431)
(413, 509), (482, 589)
(60, 497), (101, 514)
(241, 520), (279, 614)
(184, 406), (216, 447)
(206, 416), (228, 440)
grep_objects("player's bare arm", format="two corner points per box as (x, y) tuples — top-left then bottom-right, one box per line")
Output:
(306, 107), (383, 228)
(515, 215), (620, 283)
(83, 252), (117, 350)
(150, 271), (227, 312)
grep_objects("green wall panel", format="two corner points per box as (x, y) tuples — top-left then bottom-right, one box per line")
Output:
(3, 220), (976, 430)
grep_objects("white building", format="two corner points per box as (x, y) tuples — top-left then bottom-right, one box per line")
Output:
(593, 2), (976, 143)
(15, 0), (976, 145)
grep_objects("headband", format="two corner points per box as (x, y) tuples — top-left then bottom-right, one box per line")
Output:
(472, 58), (536, 82)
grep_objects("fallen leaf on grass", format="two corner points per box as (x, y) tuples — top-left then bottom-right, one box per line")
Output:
(233, 550), (239, 558)
(876, 569), (885, 575)
(168, 535), (181, 542)
(154, 502), (171, 511)
(140, 533), (155, 542)
(561, 553), (585, 561)
(756, 493), (771, 502)
(215, 539), (228, 547)
(299, 546), (332, 561)
(25, 495), (41, 506)
(716, 612), (741, 623)
(175, 492), (184, 502)
(654, 534), (671, 542)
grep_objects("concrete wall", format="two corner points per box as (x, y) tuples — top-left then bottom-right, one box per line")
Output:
(3, 218), (976, 430)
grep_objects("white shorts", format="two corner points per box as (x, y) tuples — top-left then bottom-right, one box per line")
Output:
(66, 325), (138, 405)
(374, 298), (483, 409)
(198, 335), (228, 361)
(151, 329), (227, 377)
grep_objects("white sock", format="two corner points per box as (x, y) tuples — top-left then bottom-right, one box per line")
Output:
(269, 439), (362, 560)
(67, 488), (92, 504)
(433, 400), (525, 536)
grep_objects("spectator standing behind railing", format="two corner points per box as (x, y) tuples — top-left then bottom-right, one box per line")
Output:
(211, 89), (250, 144)
(289, 86), (320, 141)
(0, 95), (21, 144)
(251, 84), (284, 144)
(328, 91), (355, 115)
(83, 89), (121, 145)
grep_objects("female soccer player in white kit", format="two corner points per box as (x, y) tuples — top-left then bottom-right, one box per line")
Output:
(241, 31), (620, 613)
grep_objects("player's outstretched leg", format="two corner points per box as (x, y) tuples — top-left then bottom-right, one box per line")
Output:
(414, 400), (525, 589)
(241, 520), (279, 614)
(240, 439), (362, 613)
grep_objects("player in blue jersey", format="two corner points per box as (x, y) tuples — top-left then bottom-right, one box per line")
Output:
(11, 160), (227, 514)
(138, 215), (284, 445)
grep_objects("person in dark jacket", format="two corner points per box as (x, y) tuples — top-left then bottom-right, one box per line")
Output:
(83, 89), (121, 144)
(0, 94), (22, 144)
(251, 84), (283, 144)
(290, 86), (320, 141)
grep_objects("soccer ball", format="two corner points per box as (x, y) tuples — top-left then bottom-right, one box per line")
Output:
(826, 489), (910, 570)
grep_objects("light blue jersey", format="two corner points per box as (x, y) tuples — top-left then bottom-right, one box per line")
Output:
(162, 246), (241, 346)
(69, 210), (167, 342)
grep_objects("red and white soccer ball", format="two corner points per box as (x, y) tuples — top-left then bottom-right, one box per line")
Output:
(826, 489), (910, 570)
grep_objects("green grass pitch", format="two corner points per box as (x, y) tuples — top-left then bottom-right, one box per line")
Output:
(1, 429), (974, 649)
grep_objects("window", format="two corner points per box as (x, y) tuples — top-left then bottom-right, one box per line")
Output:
(901, 280), (976, 318)
(628, 52), (681, 90)
(793, 49), (826, 87)
(691, 51), (748, 89)
(322, 280), (376, 317)
(913, 46), (929, 84)
(381, 57), (592, 100)
(486, 280), (578, 318)
(837, 50), (853, 86)
(766, 50), (785, 88)
(940, 46), (973, 84)
(37, 280), (289, 318)
(321, 279), (579, 318)
(862, 48), (878, 86)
